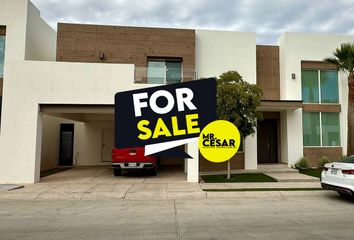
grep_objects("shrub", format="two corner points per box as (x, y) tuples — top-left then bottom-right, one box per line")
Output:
(294, 157), (311, 170)
(318, 156), (331, 168)
(340, 155), (347, 160)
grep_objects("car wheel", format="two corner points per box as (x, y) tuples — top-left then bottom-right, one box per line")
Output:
(338, 192), (346, 197)
(151, 166), (158, 176)
(113, 168), (122, 176)
(338, 192), (354, 200)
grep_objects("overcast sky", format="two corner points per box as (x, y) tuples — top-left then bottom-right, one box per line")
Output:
(31, 0), (354, 44)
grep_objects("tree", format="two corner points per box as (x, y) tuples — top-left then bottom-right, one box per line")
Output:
(324, 43), (354, 156)
(216, 71), (263, 178)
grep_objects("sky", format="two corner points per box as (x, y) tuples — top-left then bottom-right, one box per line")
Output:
(31, 0), (354, 44)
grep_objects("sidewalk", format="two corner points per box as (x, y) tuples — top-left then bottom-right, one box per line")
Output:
(0, 181), (325, 201)
(201, 181), (321, 190)
(0, 183), (206, 200)
(0, 167), (325, 201)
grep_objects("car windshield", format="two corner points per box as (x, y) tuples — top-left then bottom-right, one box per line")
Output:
(340, 156), (354, 163)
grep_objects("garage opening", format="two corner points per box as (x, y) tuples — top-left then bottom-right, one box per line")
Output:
(39, 104), (187, 183)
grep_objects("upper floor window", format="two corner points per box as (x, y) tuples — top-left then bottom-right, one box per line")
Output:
(147, 59), (182, 84)
(301, 70), (338, 103)
(0, 36), (5, 78)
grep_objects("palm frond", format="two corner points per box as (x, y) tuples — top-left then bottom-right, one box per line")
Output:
(323, 42), (354, 74)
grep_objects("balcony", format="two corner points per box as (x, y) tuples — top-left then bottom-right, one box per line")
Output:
(134, 66), (197, 84)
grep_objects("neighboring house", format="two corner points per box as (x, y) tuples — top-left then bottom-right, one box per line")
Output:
(0, 0), (353, 183)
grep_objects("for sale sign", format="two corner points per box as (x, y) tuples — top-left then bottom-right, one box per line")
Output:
(115, 78), (216, 156)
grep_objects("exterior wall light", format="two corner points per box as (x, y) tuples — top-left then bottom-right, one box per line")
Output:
(291, 73), (296, 80)
(99, 52), (106, 60)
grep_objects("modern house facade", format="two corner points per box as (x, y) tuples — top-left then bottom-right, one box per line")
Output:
(0, 0), (353, 183)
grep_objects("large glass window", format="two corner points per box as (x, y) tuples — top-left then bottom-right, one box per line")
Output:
(302, 70), (319, 103)
(321, 112), (340, 146)
(302, 112), (341, 146)
(303, 112), (321, 146)
(147, 59), (182, 84)
(301, 70), (338, 103)
(147, 61), (165, 84)
(166, 61), (182, 84)
(0, 36), (5, 78)
(0, 96), (2, 124)
(320, 71), (339, 103)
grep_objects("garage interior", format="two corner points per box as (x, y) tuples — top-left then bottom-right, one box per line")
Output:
(39, 104), (187, 182)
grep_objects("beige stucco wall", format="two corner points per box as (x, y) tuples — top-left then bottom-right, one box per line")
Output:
(25, 1), (56, 61)
(278, 32), (354, 166)
(75, 121), (114, 166)
(0, 60), (145, 183)
(195, 29), (258, 170)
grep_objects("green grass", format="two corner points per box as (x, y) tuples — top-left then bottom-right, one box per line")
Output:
(201, 173), (277, 183)
(204, 188), (323, 192)
(299, 168), (322, 179)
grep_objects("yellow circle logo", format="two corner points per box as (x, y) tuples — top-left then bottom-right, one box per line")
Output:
(198, 120), (241, 163)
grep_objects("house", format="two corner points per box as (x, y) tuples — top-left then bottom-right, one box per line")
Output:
(0, 0), (353, 183)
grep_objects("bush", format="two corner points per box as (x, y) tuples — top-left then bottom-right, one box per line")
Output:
(294, 157), (311, 170)
(340, 155), (347, 160)
(318, 156), (331, 168)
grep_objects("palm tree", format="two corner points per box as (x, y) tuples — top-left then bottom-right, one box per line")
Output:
(324, 43), (354, 156)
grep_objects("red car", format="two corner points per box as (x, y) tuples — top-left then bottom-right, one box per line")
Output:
(111, 147), (159, 176)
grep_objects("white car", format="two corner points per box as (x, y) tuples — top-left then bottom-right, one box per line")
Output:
(321, 156), (354, 197)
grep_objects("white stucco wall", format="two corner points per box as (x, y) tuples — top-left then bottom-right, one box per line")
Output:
(196, 29), (257, 82)
(0, 61), (143, 183)
(25, 1), (56, 61)
(196, 29), (258, 169)
(75, 121), (114, 166)
(279, 32), (354, 162)
(0, 0), (28, 62)
(41, 115), (61, 171)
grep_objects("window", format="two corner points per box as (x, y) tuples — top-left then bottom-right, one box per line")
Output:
(303, 112), (321, 146)
(147, 59), (182, 84)
(0, 36), (5, 78)
(320, 71), (339, 103)
(321, 112), (340, 146)
(302, 112), (340, 146)
(0, 96), (2, 125)
(301, 70), (338, 103)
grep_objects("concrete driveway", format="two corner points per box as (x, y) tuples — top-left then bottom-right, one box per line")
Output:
(0, 166), (205, 200)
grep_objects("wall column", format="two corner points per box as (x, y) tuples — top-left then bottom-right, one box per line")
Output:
(245, 132), (257, 169)
(285, 109), (303, 167)
(186, 141), (199, 182)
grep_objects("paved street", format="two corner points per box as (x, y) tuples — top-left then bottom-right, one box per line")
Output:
(0, 192), (353, 240)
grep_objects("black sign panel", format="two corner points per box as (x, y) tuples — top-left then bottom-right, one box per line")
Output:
(115, 78), (216, 149)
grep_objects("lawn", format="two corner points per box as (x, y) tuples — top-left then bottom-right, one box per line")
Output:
(201, 173), (277, 183)
(299, 168), (322, 179)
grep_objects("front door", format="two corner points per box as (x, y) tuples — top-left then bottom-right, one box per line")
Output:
(59, 124), (74, 166)
(257, 119), (278, 164)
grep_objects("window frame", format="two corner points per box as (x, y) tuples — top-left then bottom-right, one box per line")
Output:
(301, 69), (339, 104)
(147, 58), (183, 85)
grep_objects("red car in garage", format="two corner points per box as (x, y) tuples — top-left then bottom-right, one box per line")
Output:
(111, 147), (159, 176)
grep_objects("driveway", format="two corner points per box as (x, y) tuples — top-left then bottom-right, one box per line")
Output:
(0, 166), (205, 200)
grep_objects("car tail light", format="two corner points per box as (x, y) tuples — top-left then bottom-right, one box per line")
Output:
(342, 169), (354, 175)
(112, 149), (119, 158)
(322, 167), (328, 172)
